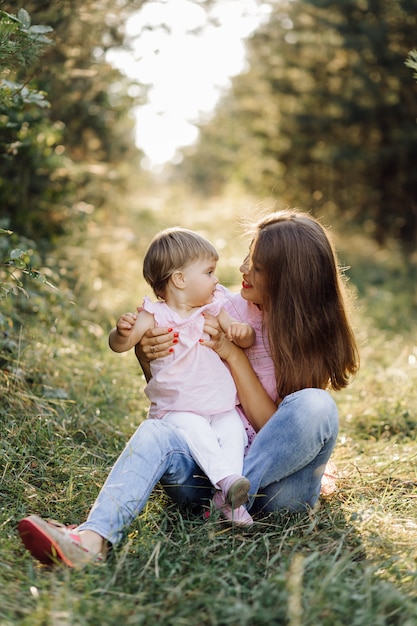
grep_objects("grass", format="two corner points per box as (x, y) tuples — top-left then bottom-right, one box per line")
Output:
(1, 186), (417, 625)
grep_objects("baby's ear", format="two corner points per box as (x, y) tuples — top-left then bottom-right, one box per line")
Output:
(171, 270), (186, 289)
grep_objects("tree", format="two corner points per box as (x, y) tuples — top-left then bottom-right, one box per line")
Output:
(0, 7), (52, 109)
(0, 0), (226, 243)
(178, 0), (417, 255)
(0, 1), (144, 243)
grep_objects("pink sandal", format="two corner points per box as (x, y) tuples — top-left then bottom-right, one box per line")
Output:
(18, 515), (103, 568)
(212, 491), (254, 527)
(218, 475), (250, 508)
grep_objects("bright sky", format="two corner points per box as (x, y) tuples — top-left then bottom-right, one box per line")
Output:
(107, 0), (268, 169)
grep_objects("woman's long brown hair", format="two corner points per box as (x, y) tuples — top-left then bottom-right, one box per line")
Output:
(251, 210), (359, 398)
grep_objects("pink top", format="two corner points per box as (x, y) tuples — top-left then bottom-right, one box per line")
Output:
(144, 287), (238, 419)
(220, 286), (337, 494)
(218, 285), (278, 450)
(219, 286), (277, 402)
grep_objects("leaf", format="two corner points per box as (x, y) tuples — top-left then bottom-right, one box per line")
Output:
(405, 50), (417, 78)
(20, 90), (51, 108)
(28, 25), (53, 35)
(17, 8), (31, 30)
(9, 258), (27, 269)
(9, 248), (27, 261)
(0, 10), (19, 24)
(1, 79), (50, 108)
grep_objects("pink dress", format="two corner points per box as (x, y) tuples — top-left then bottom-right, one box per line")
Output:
(143, 288), (238, 420)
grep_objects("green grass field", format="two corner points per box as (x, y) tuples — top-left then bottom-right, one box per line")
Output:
(1, 189), (416, 625)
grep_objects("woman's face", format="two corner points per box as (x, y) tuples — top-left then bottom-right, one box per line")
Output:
(239, 252), (264, 307)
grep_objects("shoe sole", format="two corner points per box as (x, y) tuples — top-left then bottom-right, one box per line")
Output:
(212, 492), (254, 527)
(18, 516), (75, 567)
(226, 477), (250, 508)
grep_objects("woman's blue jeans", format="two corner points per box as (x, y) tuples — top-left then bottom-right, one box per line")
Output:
(77, 388), (338, 544)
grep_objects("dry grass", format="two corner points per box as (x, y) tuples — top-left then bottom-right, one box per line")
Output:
(1, 184), (416, 625)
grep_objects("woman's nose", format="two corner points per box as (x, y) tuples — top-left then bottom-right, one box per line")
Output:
(240, 256), (249, 273)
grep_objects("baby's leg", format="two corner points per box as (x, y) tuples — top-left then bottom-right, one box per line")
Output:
(162, 411), (236, 488)
(210, 409), (248, 475)
(210, 410), (250, 508)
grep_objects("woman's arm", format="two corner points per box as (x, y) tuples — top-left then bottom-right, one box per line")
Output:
(202, 314), (277, 431)
(217, 308), (255, 349)
(222, 344), (277, 431)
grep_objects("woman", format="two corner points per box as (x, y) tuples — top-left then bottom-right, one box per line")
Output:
(18, 210), (359, 568)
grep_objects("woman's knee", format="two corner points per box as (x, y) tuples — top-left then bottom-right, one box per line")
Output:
(294, 387), (336, 411)
(308, 389), (338, 441)
(285, 388), (338, 427)
(273, 388), (338, 449)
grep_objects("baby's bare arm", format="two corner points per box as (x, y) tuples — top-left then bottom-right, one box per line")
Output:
(217, 308), (255, 349)
(109, 310), (154, 353)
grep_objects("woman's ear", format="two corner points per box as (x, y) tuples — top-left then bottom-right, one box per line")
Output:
(171, 270), (186, 289)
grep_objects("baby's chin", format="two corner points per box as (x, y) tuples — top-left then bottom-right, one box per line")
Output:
(199, 294), (214, 306)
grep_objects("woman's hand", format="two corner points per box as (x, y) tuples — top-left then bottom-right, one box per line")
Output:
(135, 326), (178, 362)
(134, 322), (178, 382)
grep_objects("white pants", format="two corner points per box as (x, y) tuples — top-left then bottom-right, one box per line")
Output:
(162, 409), (248, 488)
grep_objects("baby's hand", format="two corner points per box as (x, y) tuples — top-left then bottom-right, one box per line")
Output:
(226, 322), (252, 342)
(116, 312), (137, 337)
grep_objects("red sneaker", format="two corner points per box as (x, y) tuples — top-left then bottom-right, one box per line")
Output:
(18, 515), (103, 568)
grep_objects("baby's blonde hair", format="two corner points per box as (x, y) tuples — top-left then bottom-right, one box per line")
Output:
(143, 227), (219, 299)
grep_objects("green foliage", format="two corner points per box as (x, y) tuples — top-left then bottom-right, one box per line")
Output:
(0, 7), (69, 242)
(0, 8), (52, 65)
(0, 2), (142, 244)
(0, 228), (54, 296)
(405, 49), (417, 78)
(178, 0), (417, 257)
(0, 227), (57, 333)
(0, 8), (52, 108)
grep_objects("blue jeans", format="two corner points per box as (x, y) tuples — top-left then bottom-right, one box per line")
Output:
(77, 388), (338, 544)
